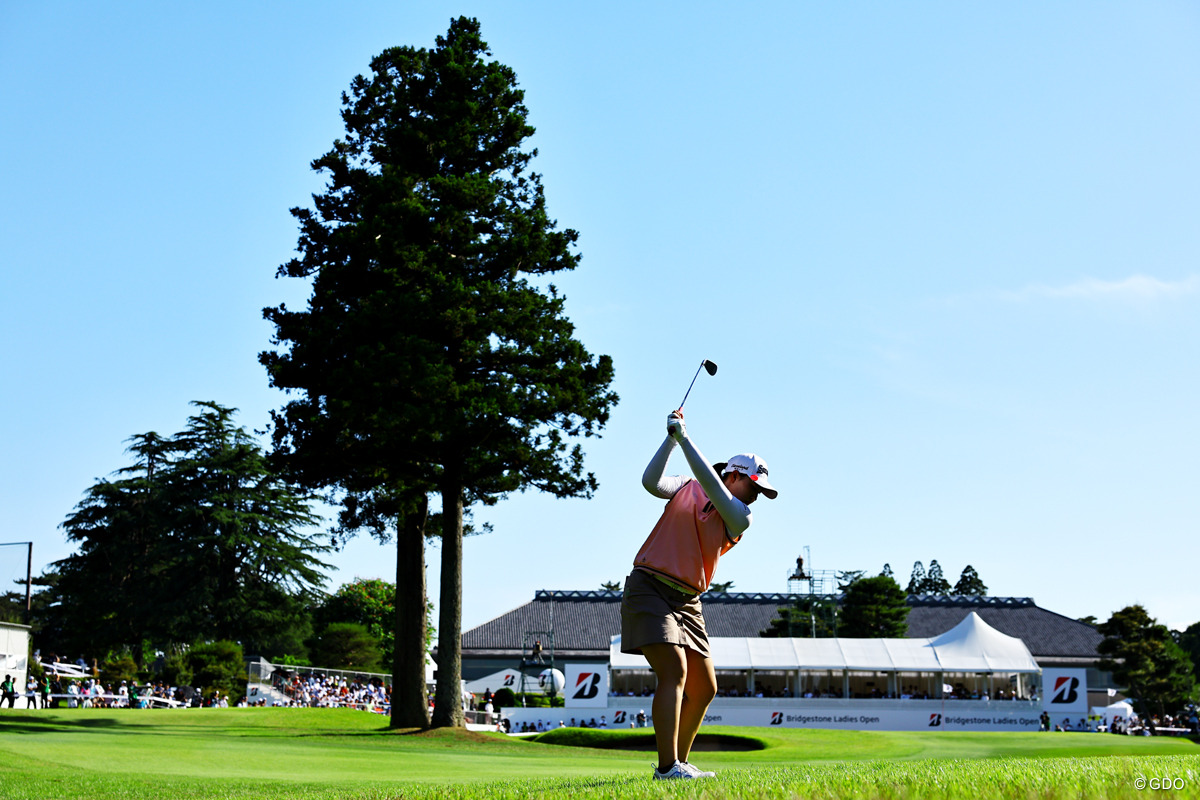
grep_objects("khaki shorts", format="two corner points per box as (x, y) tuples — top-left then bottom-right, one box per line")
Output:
(620, 569), (710, 658)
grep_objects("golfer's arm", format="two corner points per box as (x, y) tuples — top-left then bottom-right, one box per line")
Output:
(642, 436), (689, 498)
(677, 435), (752, 537)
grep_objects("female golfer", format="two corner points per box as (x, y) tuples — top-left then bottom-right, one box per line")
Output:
(621, 409), (777, 780)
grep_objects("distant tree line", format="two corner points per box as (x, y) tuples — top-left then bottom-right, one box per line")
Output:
(901, 560), (987, 596)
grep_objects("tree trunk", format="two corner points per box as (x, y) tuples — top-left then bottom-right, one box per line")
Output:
(390, 494), (429, 729)
(431, 482), (464, 728)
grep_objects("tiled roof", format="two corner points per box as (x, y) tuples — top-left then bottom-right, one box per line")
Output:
(461, 590), (1103, 661)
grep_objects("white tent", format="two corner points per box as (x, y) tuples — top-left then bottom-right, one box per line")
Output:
(929, 612), (1040, 671)
(611, 612), (1040, 673)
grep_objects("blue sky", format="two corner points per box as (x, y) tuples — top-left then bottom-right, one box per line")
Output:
(2, 2), (1197, 636)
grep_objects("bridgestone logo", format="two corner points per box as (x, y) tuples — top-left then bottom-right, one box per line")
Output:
(572, 673), (601, 700)
(1051, 676), (1080, 705)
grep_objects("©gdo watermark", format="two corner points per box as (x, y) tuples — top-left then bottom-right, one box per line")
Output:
(1134, 775), (1187, 791)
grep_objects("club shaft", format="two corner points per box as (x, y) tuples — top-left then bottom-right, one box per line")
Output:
(679, 364), (704, 409)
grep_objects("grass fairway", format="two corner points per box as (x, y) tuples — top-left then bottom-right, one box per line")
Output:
(0, 708), (1196, 799)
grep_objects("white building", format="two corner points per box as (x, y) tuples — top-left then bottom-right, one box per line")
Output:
(0, 621), (31, 702)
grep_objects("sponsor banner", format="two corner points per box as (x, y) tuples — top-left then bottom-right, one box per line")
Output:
(1042, 669), (1088, 713)
(503, 703), (1043, 732)
(603, 702), (1043, 731)
(564, 663), (609, 708)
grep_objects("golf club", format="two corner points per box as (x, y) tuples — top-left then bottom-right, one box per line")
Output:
(678, 359), (718, 410)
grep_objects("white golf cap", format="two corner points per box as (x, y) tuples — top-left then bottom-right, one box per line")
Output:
(721, 453), (777, 499)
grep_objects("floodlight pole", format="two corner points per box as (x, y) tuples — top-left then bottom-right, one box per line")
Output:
(0, 541), (33, 623)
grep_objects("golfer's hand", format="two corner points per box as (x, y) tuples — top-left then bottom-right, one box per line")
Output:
(667, 410), (686, 442)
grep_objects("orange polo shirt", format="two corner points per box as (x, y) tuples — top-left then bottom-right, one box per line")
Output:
(633, 479), (742, 595)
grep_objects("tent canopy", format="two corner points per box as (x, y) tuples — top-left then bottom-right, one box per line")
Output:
(611, 612), (1040, 673)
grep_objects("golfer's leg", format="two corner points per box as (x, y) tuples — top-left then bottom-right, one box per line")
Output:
(641, 643), (687, 771)
(677, 648), (717, 763)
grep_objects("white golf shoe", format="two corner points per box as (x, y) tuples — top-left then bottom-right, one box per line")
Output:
(681, 761), (716, 778)
(652, 761), (694, 780)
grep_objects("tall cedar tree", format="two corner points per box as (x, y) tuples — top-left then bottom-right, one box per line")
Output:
(905, 561), (926, 595)
(261, 18), (617, 728)
(921, 560), (952, 595)
(53, 403), (327, 661)
(952, 565), (988, 596)
(326, 487), (434, 727)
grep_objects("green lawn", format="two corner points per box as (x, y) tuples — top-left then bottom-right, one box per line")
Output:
(0, 708), (1195, 799)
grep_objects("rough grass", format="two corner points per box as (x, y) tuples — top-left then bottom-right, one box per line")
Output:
(0, 708), (1195, 799)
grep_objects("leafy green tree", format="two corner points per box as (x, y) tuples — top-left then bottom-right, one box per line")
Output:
(839, 575), (909, 637)
(920, 560), (952, 595)
(708, 581), (735, 593)
(98, 653), (138, 687)
(160, 649), (192, 687)
(1178, 622), (1200, 681)
(167, 403), (329, 652)
(187, 640), (246, 702)
(880, 563), (894, 579)
(313, 577), (438, 669)
(1097, 606), (1196, 717)
(600, 581), (621, 591)
(762, 596), (838, 638)
(308, 622), (383, 672)
(260, 17), (616, 728)
(1078, 615), (1099, 626)
(50, 403), (328, 661)
(316, 578), (397, 666)
(905, 562), (926, 595)
(952, 565), (987, 596)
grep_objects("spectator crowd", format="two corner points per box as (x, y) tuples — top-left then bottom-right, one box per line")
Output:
(270, 670), (391, 714)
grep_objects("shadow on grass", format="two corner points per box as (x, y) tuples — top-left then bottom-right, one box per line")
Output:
(0, 714), (125, 735)
(291, 725), (517, 747)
